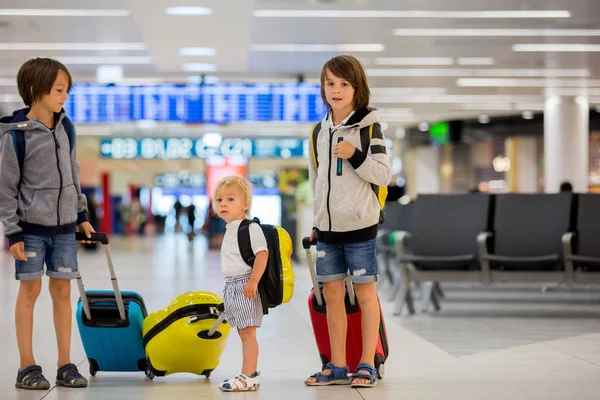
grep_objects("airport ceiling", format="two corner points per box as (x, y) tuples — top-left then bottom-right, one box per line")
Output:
(1, 0), (600, 130)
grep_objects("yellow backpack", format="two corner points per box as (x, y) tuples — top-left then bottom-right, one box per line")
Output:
(238, 218), (294, 313)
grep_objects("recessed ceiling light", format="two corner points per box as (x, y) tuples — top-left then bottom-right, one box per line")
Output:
(179, 47), (217, 56)
(165, 7), (213, 16)
(522, 111), (535, 120)
(513, 44), (600, 52)
(0, 9), (130, 16)
(374, 57), (453, 66)
(478, 115), (490, 124)
(183, 63), (217, 72)
(0, 42), (146, 51)
(250, 44), (384, 52)
(393, 29), (600, 37)
(253, 10), (570, 18)
(96, 65), (124, 83)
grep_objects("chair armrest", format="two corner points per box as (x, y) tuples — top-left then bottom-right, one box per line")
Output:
(477, 232), (493, 284)
(562, 232), (575, 285)
(392, 230), (411, 258)
(477, 232), (493, 257)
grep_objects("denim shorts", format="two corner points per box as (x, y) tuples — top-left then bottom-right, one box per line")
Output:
(316, 239), (378, 284)
(15, 234), (78, 281)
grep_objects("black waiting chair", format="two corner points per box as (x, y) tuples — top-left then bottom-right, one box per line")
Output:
(392, 194), (492, 315)
(403, 194), (492, 271)
(563, 194), (600, 283)
(480, 194), (572, 278)
(377, 201), (415, 298)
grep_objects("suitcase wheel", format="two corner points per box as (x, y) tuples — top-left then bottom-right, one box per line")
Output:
(89, 359), (99, 377)
(145, 368), (155, 380)
(375, 354), (385, 380)
(319, 354), (329, 372)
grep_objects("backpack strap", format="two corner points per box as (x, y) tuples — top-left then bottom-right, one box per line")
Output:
(10, 130), (26, 191)
(237, 218), (270, 315)
(359, 123), (388, 223)
(10, 116), (75, 193)
(238, 218), (260, 267)
(61, 116), (75, 156)
(310, 122), (321, 170)
(359, 124), (372, 155)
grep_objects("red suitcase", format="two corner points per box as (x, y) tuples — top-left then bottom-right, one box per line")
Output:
(303, 237), (389, 379)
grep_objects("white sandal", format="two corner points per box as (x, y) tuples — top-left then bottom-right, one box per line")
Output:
(219, 372), (260, 392)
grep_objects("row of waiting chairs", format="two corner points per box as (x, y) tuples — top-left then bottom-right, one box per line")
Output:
(378, 193), (600, 315)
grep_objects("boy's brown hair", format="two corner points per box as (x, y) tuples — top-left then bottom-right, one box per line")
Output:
(17, 58), (73, 107)
(320, 55), (370, 110)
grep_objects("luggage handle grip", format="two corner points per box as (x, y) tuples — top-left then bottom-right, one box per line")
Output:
(75, 232), (109, 245)
(302, 236), (316, 250)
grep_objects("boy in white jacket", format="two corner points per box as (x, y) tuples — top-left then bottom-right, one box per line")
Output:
(304, 55), (391, 389)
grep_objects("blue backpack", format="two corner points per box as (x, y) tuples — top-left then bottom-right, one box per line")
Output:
(11, 117), (75, 190)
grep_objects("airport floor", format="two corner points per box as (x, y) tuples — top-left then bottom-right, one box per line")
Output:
(1, 234), (599, 400)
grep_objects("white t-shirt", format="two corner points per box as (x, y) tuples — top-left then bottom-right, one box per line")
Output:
(220, 220), (269, 277)
(329, 110), (355, 130)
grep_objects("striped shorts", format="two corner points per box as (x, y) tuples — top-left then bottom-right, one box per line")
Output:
(223, 274), (263, 329)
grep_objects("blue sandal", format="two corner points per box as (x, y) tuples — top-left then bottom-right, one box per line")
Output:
(351, 363), (378, 388)
(56, 363), (88, 388)
(305, 362), (350, 386)
(15, 365), (51, 390)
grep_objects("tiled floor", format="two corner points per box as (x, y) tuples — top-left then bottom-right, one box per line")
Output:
(1, 234), (600, 399)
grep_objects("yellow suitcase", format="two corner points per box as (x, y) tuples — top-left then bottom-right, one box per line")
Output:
(142, 291), (230, 378)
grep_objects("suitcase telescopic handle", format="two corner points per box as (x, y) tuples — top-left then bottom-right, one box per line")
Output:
(75, 232), (126, 322)
(207, 303), (227, 337)
(302, 236), (356, 307)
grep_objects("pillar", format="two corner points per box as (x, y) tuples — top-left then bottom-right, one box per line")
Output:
(544, 96), (589, 192)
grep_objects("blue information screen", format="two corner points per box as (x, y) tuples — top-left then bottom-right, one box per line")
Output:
(64, 84), (328, 124)
(99, 137), (310, 160)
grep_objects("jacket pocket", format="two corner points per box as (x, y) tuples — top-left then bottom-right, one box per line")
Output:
(329, 189), (361, 231)
(59, 184), (78, 224)
(26, 188), (59, 226)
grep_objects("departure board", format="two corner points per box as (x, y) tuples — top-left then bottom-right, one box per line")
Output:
(63, 84), (328, 124)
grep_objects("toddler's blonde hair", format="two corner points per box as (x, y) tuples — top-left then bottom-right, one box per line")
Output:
(213, 175), (253, 216)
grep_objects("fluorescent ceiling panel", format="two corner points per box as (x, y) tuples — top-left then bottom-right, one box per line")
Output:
(0, 43), (146, 51)
(250, 44), (384, 52)
(254, 10), (570, 18)
(394, 29), (600, 36)
(0, 9), (130, 16)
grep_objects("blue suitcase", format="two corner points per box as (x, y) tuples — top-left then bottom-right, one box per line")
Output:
(74, 233), (151, 378)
